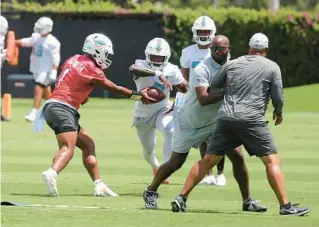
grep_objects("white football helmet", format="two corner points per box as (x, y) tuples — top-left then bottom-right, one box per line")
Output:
(192, 16), (216, 46)
(145, 37), (171, 70)
(0, 16), (8, 36)
(34, 17), (53, 35)
(82, 33), (114, 70)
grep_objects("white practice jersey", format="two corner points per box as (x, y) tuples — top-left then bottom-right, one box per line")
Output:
(21, 33), (60, 73)
(176, 44), (210, 110)
(182, 57), (224, 129)
(133, 59), (184, 117)
(180, 44), (210, 90)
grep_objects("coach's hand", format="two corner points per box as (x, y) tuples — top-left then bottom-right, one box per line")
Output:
(273, 113), (283, 126)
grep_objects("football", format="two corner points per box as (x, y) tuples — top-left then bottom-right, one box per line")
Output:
(145, 87), (166, 103)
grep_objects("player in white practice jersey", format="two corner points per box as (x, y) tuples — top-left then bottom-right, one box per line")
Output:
(16, 17), (61, 122)
(179, 15), (226, 186)
(129, 38), (188, 183)
(0, 15), (9, 121)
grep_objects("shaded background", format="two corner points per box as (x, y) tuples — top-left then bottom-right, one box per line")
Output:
(1, 12), (164, 97)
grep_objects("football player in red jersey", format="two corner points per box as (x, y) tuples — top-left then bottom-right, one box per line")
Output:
(32, 33), (155, 197)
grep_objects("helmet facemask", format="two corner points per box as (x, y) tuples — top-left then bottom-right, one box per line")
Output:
(193, 29), (214, 46)
(192, 16), (216, 46)
(145, 38), (171, 71)
(93, 49), (113, 70)
(146, 54), (168, 70)
(33, 25), (52, 35)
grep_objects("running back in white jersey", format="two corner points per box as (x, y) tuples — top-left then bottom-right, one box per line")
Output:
(21, 33), (60, 73)
(133, 59), (184, 117)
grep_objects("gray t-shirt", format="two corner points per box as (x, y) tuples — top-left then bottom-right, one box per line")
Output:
(211, 55), (284, 123)
(182, 57), (223, 129)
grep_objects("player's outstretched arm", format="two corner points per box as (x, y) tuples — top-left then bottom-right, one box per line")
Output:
(129, 64), (161, 78)
(129, 64), (171, 90)
(195, 86), (224, 106)
(15, 40), (23, 47)
(92, 77), (134, 97)
(15, 38), (33, 48)
(91, 77), (155, 104)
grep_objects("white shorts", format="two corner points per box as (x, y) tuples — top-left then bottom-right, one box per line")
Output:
(33, 72), (50, 87)
(172, 109), (216, 153)
(132, 104), (173, 129)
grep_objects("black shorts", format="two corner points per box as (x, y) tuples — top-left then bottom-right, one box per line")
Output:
(207, 120), (277, 157)
(43, 102), (81, 135)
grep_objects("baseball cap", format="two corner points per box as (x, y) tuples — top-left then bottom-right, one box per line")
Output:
(249, 33), (269, 49)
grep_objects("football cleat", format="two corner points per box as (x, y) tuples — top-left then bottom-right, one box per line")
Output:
(242, 197), (267, 212)
(279, 203), (310, 216)
(143, 187), (159, 209)
(199, 175), (216, 185)
(41, 169), (59, 197)
(94, 181), (118, 197)
(215, 173), (227, 186)
(171, 195), (187, 212)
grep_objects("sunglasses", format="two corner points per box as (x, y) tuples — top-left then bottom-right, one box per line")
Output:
(212, 45), (231, 52)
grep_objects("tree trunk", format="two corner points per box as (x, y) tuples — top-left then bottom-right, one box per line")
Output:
(236, 0), (246, 6)
(213, 0), (220, 8)
(269, 0), (280, 12)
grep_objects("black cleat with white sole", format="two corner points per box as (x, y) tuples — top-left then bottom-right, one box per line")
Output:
(171, 195), (187, 212)
(242, 197), (267, 212)
(279, 203), (310, 216)
(143, 188), (159, 209)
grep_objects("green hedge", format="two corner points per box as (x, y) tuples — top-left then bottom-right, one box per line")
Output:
(163, 7), (319, 87)
(2, 0), (120, 13)
(2, 1), (319, 87)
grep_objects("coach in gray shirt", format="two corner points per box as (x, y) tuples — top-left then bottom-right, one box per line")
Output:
(175, 33), (310, 216)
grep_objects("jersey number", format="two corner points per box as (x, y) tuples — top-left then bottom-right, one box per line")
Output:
(34, 45), (43, 57)
(56, 68), (70, 87)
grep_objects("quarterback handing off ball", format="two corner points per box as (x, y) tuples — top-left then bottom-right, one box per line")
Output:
(145, 86), (166, 103)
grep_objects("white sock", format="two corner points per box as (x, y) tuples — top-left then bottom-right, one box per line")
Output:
(31, 108), (38, 114)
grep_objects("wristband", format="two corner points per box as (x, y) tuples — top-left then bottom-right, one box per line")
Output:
(129, 91), (143, 101)
(155, 70), (162, 77)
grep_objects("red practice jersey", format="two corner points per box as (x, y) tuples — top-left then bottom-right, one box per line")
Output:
(50, 54), (106, 109)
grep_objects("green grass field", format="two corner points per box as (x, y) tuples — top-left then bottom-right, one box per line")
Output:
(2, 84), (319, 227)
